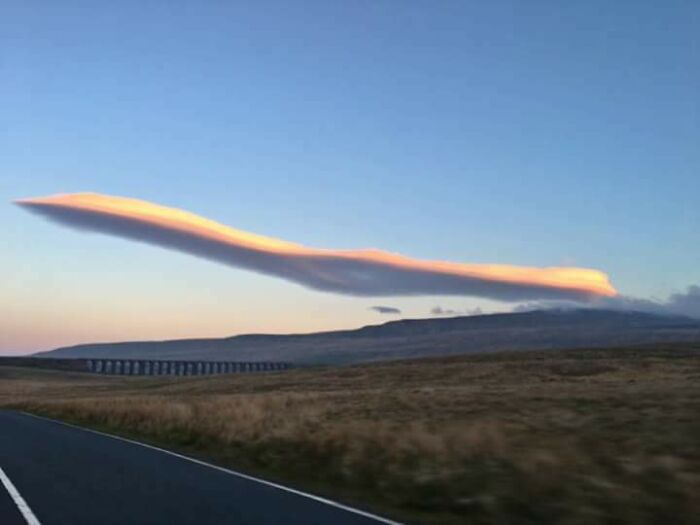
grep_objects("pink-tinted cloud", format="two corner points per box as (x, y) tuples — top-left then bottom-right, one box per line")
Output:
(16, 193), (617, 302)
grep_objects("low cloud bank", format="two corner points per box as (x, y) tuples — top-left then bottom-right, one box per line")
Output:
(515, 285), (700, 319)
(431, 306), (483, 317)
(606, 286), (700, 319)
(16, 193), (617, 302)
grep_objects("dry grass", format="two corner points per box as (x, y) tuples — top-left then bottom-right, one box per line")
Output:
(2, 344), (700, 524)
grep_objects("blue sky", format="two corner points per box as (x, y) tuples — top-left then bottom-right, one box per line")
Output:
(2, 1), (698, 353)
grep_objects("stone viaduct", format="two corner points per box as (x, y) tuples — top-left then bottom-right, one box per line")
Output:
(85, 359), (291, 376)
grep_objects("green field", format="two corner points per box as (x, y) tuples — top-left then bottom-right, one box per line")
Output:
(2, 344), (700, 524)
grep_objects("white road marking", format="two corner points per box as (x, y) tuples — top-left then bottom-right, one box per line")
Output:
(0, 467), (42, 525)
(20, 412), (402, 525)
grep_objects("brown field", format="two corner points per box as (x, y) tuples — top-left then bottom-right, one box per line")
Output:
(2, 344), (700, 524)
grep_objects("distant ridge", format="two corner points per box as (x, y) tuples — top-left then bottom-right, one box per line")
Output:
(35, 309), (700, 365)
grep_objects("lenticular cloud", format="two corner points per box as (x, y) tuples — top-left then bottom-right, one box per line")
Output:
(15, 193), (617, 302)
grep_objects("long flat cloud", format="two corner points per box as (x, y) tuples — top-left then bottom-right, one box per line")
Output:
(370, 305), (402, 315)
(15, 193), (617, 301)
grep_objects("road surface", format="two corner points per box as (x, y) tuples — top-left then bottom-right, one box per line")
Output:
(0, 411), (399, 525)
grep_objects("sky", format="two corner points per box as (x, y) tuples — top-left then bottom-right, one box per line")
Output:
(2, 1), (698, 354)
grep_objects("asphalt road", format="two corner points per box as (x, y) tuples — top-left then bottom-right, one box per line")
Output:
(0, 411), (399, 525)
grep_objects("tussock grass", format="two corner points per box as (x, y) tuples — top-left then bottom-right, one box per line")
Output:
(3, 345), (700, 524)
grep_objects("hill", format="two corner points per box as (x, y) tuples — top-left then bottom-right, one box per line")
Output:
(35, 308), (700, 365)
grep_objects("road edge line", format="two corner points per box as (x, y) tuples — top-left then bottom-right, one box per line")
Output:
(19, 411), (402, 525)
(0, 466), (42, 525)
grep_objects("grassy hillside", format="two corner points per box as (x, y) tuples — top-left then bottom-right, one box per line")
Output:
(3, 343), (700, 524)
(35, 309), (700, 364)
